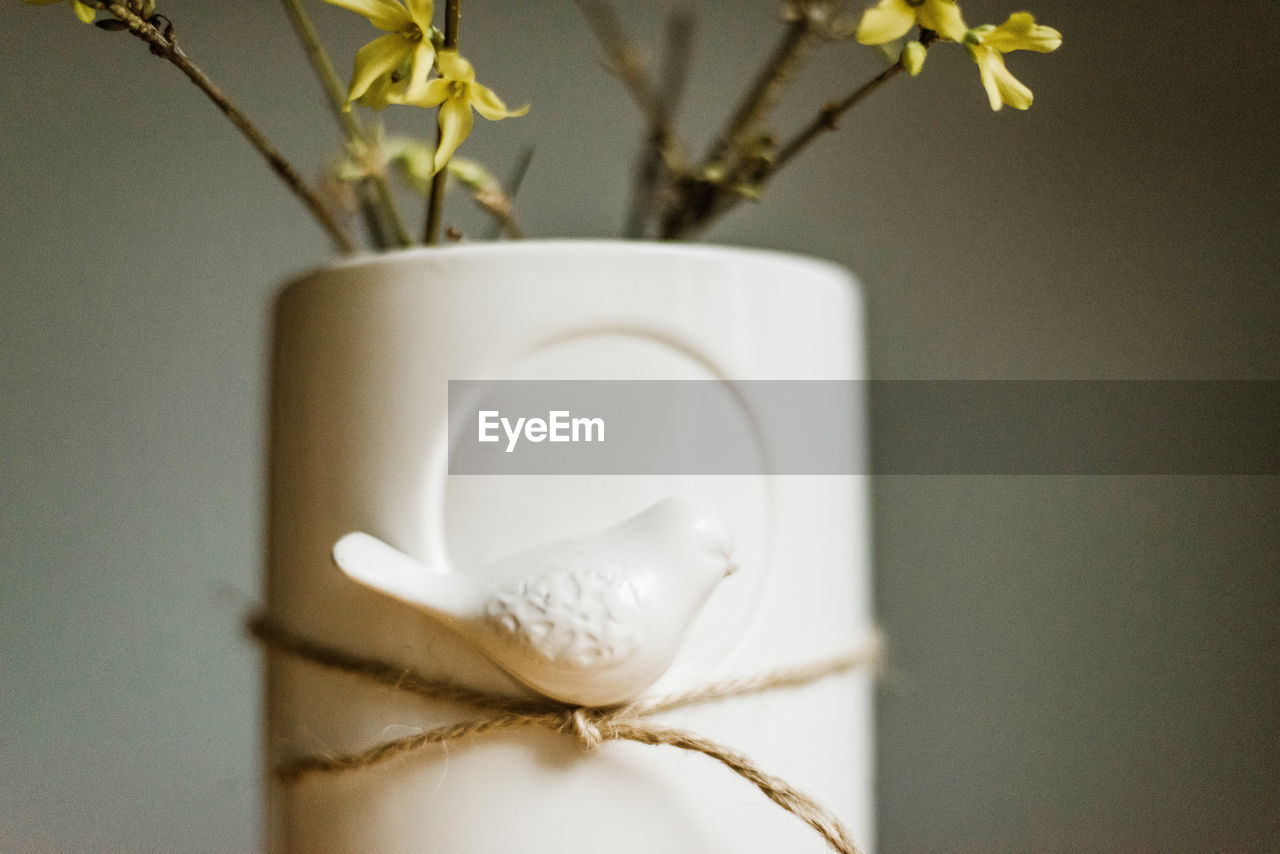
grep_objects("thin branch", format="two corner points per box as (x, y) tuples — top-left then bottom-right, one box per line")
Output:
(100, 3), (355, 253)
(661, 33), (938, 241)
(278, 0), (361, 146)
(478, 198), (522, 239)
(657, 3), (835, 241)
(773, 33), (937, 172)
(424, 0), (461, 245)
(576, 0), (688, 172)
(576, 0), (693, 239)
(657, 9), (695, 136)
(576, 2), (661, 129)
(484, 146), (534, 240)
(364, 162), (412, 247)
(460, 176), (524, 240)
(279, 0), (411, 248)
(624, 5), (694, 239)
(702, 6), (821, 170)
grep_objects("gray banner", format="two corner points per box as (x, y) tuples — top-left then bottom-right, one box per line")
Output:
(447, 381), (1280, 475)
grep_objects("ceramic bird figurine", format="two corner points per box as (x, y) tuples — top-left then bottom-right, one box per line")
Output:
(332, 496), (737, 706)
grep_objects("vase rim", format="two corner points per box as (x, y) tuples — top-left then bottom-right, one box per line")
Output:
(286, 239), (849, 287)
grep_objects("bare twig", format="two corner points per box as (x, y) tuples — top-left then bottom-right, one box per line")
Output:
(477, 196), (523, 239)
(100, 2), (355, 253)
(702, 3), (823, 170)
(576, 0), (688, 174)
(424, 0), (460, 245)
(576, 2), (662, 130)
(660, 31), (938, 241)
(657, 10), (695, 145)
(484, 146), (534, 240)
(279, 0), (359, 140)
(280, 0), (411, 248)
(773, 31), (938, 172)
(658, 2), (836, 241)
(772, 66), (901, 172)
(625, 5), (694, 239)
(456, 169), (524, 239)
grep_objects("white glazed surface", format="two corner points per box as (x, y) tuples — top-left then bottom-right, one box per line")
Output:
(266, 241), (873, 852)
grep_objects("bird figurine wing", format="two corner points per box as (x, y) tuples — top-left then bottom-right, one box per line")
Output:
(480, 555), (648, 668)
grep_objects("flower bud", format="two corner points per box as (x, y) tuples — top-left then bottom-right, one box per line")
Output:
(900, 40), (926, 76)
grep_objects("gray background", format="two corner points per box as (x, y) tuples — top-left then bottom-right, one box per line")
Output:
(2, 1), (1277, 851)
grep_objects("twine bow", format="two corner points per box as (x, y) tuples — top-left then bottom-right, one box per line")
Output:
(249, 615), (881, 854)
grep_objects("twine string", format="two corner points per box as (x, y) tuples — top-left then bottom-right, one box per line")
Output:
(250, 615), (881, 854)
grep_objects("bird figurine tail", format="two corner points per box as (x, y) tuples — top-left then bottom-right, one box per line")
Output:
(332, 531), (480, 621)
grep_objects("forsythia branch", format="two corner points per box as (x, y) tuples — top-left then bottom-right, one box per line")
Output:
(774, 30), (939, 172)
(98, 2), (355, 253)
(424, 0), (462, 245)
(702, 1), (828, 171)
(279, 0), (411, 248)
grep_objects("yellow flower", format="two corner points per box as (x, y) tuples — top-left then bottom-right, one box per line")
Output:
(856, 0), (966, 45)
(964, 13), (1062, 111)
(22, 0), (97, 24)
(412, 50), (528, 174)
(322, 0), (436, 110)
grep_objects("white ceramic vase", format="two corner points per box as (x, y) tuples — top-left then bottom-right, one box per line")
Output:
(264, 241), (874, 852)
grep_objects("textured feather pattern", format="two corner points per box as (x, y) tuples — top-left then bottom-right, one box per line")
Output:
(481, 557), (656, 668)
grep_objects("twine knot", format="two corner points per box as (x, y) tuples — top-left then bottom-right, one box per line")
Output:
(563, 706), (611, 750)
